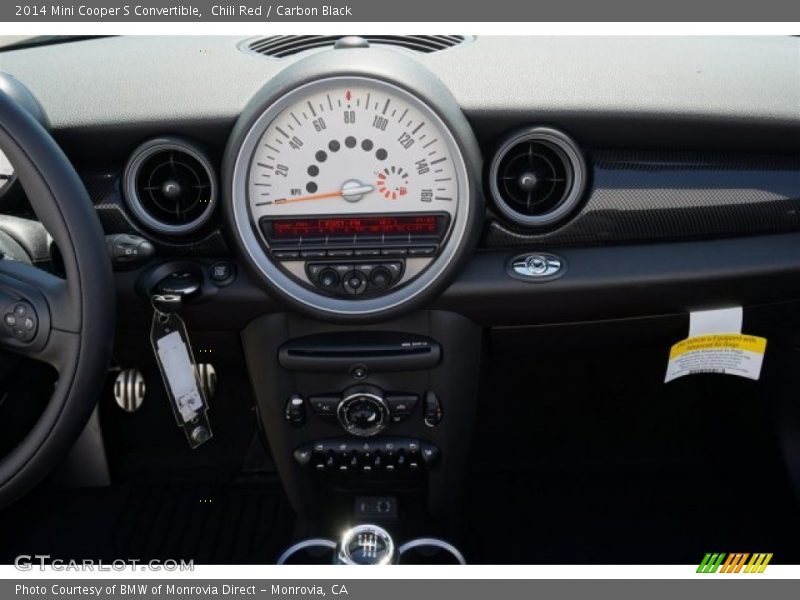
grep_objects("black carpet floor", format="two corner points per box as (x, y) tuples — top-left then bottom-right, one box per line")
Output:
(0, 480), (294, 564)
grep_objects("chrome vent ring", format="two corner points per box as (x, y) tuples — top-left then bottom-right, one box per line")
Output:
(489, 127), (587, 228)
(123, 138), (217, 236)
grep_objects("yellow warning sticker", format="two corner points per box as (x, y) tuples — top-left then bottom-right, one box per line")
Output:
(665, 334), (767, 383)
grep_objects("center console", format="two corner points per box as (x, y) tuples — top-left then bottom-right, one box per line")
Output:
(228, 44), (485, 560)
(241, 310), (480, 521)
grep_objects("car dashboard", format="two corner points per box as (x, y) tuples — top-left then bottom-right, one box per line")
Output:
(1, 35), (799, 562)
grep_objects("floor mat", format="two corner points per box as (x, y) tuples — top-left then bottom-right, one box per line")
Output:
(0, 480), (294, 564)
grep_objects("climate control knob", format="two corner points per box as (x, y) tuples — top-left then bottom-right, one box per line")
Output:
(337, 388), (389, 437)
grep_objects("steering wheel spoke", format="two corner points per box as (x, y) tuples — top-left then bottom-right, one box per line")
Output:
(0, 257), (75, 371)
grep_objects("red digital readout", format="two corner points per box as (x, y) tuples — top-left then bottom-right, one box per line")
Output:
(271, 215), (441, 238)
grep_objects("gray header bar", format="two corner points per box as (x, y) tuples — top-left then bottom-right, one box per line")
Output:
(1, 0), (799, 22)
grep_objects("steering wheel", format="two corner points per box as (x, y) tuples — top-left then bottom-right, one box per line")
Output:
(0, 89), (114, 507)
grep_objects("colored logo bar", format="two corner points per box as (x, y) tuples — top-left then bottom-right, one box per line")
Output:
(697, 553), (773, 573)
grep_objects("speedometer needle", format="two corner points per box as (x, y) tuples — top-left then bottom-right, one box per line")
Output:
(274, 182), (375, 205)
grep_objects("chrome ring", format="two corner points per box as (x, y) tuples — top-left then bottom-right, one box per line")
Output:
(337, 392), (389, 437)
(276, 538), (336, 565)
(398, 538), (466, 564)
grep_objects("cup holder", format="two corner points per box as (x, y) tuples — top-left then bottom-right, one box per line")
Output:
(276, 539), (336, 565)
(398, 538), (466, 565)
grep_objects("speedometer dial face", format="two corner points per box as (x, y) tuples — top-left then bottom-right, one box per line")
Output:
(247, 78), (460, 231)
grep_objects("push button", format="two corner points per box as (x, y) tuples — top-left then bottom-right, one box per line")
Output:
(333, 264), (354, 277)
(309, 395), (340, 416)
(327, 249), (354, 258)
(381, 262), (404, 282)
(300, 250), (327, 259)
(386, 394), (419, 415)
(317, 268), (340, 291)
(209, 261), (235, 285)
(4, 301), (37, 342)
(293, 448), (312, 466)
(420, 442), (440, 464)
(306, 263), (326, 280)
(369, 267), (392, 289)
(342, 270), (368, 295)
(354, 248), (381, 257)
(354, 263), (375, 276)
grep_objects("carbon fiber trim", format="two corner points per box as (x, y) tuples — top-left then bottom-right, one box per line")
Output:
(482, 152), (800, 248)
(82, 173), (229, 256)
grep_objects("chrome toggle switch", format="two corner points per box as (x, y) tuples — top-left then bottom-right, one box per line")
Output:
(509, 252), (565, 281)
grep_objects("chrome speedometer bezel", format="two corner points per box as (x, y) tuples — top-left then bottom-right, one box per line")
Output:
(224, 48), (482, 322)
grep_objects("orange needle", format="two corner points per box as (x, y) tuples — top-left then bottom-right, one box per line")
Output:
(274, 190), (344, 205)
(273, 183), (374, 205)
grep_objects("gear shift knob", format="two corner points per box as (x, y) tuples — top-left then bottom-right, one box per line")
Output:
(337, 524), (396, 565)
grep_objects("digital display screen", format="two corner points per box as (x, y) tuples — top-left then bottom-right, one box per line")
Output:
(268, 215), (444, 239)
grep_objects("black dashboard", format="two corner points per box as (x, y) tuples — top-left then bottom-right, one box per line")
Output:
(1, 34), (799, 327)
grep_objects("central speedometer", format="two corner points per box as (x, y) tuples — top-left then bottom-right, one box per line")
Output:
(226, 50), (480, 321)
(247, 78), (459, 226)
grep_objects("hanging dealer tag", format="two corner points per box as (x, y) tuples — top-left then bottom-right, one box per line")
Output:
(150, 294), (213, 449)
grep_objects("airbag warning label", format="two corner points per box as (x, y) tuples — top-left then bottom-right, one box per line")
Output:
(664, 334), (767, 383)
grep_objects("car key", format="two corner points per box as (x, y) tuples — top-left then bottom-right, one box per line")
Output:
(150, 293), (213, 449)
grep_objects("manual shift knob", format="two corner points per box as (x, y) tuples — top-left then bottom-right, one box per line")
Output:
(336, 524), (396, 565)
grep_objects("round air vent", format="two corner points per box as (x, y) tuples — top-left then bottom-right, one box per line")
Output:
(124, 138), (217, 235)
(489, 127), (587, 228)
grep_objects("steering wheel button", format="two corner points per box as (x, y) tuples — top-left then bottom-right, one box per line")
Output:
(13, 304), (26, 318)
(23, 317), (35, 331)
(4, 314), (15, 327)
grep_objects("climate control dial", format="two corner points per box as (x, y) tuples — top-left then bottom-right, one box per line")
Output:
(337, 387), (389, 437)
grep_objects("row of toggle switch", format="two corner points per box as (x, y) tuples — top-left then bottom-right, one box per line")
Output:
(293, 437), (440, 476)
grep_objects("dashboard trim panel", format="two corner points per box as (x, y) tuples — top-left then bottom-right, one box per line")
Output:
(485, 151), (800, 248)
